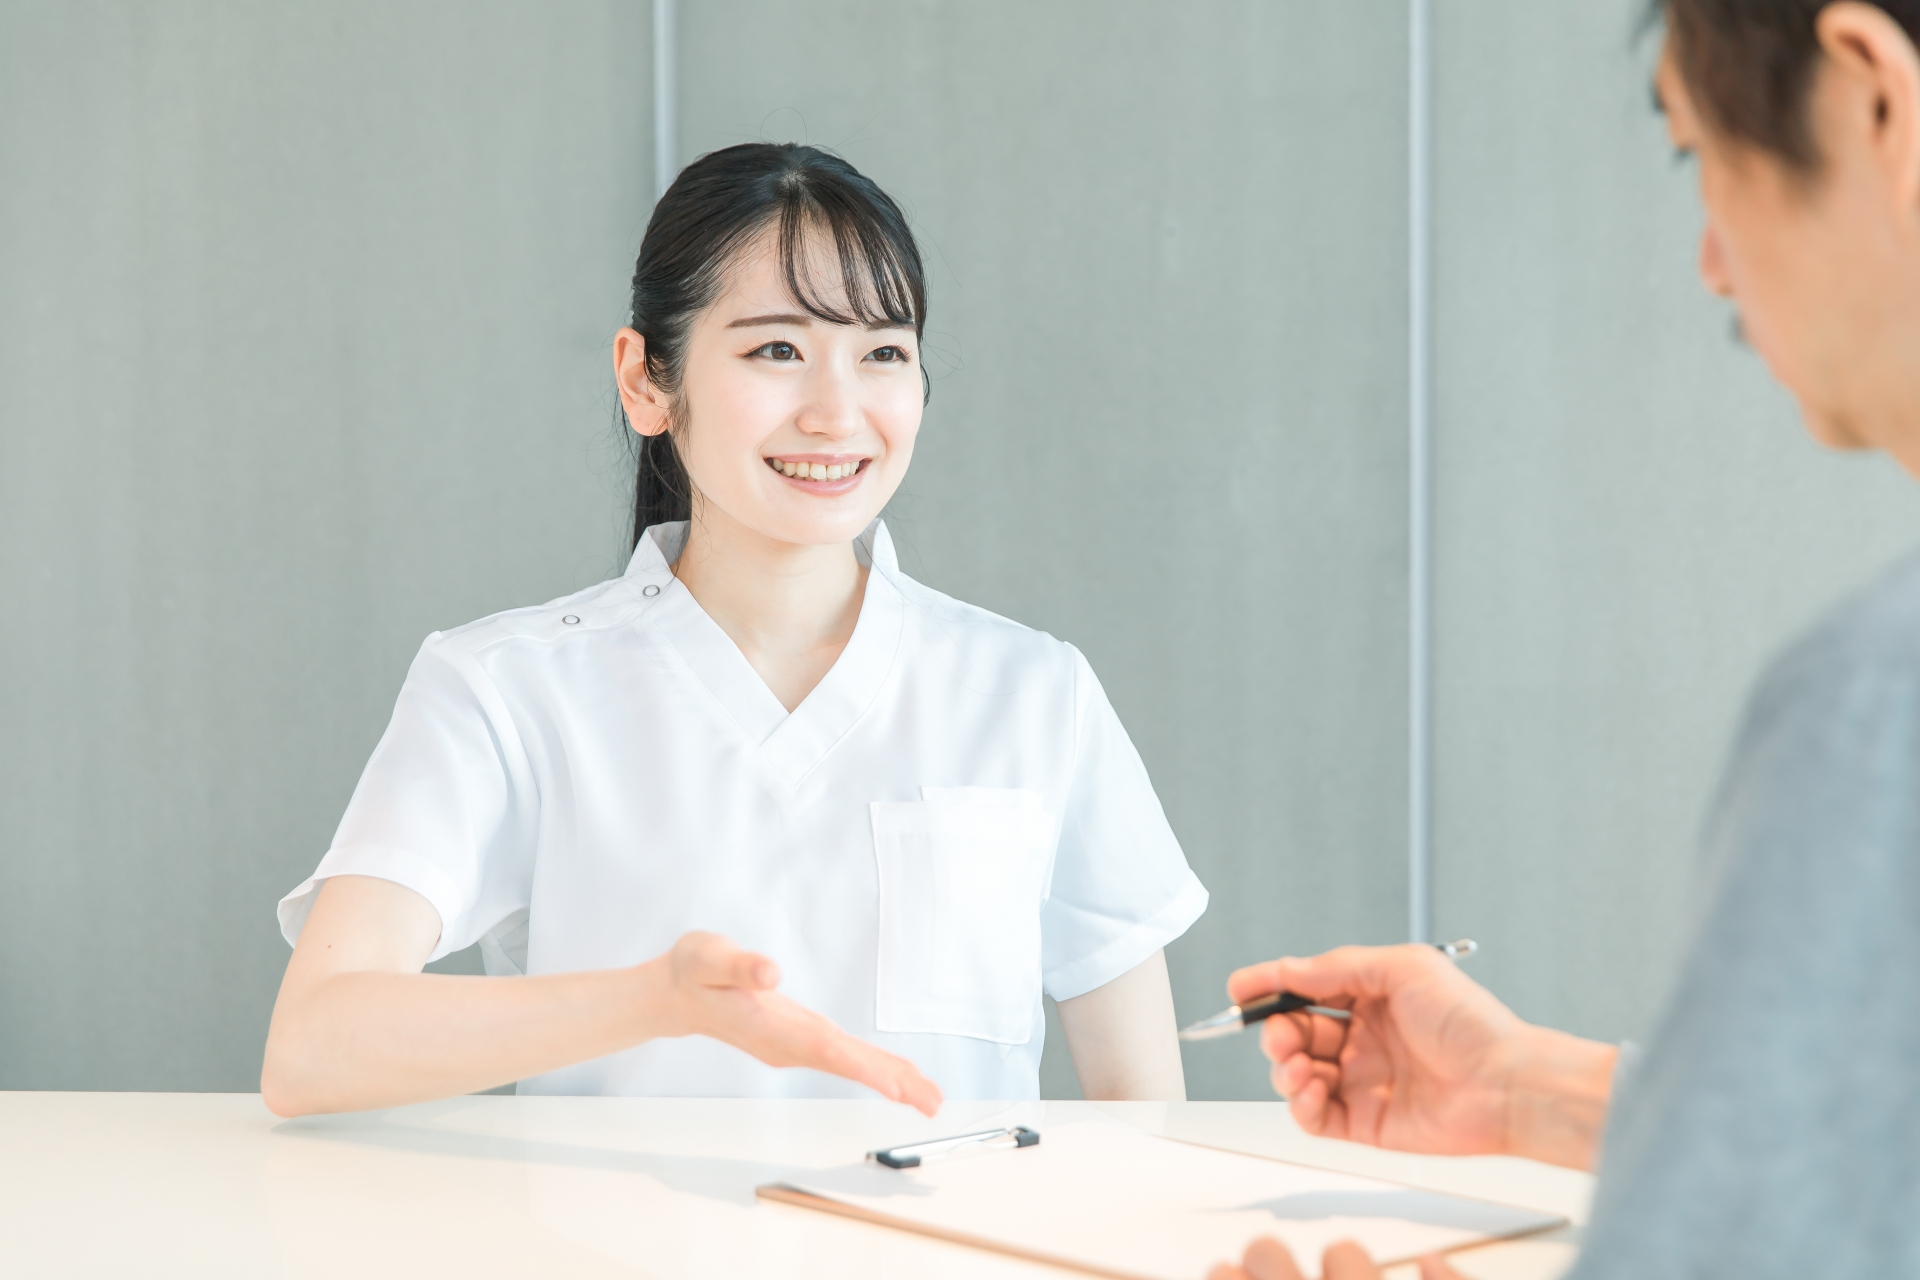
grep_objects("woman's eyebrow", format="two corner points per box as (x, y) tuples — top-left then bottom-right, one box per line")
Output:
(727, 311), (914, 333)
(727, 312), (815, 329)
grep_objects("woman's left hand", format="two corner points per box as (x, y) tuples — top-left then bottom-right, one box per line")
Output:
(1206, 1237), (1467, 1280)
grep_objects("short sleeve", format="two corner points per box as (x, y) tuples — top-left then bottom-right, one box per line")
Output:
(1041, 645), (1208, 1000)
(276, 637), (537, 962)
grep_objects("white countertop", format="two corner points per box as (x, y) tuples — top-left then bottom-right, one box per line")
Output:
(0, 1094), (1588, 1279)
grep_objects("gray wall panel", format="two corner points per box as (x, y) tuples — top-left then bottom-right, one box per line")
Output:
(678, 0), (1412, 1100)
(6, 1), (1412, 1105)
(1430, 1), (1920, 1043)
(8, 0), (1914, 1114)
(0, 2), (651, 1089)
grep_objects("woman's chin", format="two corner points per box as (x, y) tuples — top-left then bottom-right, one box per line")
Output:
(737, 506), (890, 551)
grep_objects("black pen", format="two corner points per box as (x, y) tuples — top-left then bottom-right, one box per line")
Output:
(1177, 939), (1477, 1041)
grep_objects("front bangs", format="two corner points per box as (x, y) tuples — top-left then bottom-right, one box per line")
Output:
(776, 192), (921, 334)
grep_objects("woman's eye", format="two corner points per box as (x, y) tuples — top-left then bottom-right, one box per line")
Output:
(753, 342), (799, 361)
(868, 345), (910, 363)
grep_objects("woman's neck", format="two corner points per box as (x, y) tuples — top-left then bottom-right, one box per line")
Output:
(671, 504), (868, 713)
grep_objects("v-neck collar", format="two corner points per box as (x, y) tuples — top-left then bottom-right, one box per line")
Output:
(626, 520), (907, 789)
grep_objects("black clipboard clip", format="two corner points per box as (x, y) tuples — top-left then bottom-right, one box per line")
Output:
(868, 1125), (1041, 1169)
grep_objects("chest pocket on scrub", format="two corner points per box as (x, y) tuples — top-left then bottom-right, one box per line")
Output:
(869, 788), (1055, 1044)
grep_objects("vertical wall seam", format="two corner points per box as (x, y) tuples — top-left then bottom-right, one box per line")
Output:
(653, 0), (677, 200)
(1408, 0), (1435, 944)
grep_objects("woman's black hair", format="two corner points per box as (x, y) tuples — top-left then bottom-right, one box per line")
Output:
(621, 142), (927, 550)
(1654, 0), (1920, 169)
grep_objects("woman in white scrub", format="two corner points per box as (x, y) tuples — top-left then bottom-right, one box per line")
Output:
(262, 143), (1208, 1117)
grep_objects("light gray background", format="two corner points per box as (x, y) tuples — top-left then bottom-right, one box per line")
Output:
(1429, 0), (1920, 1040)
(676, 0), (1411, 1101)
(3, 1), (1915, 1100)
(0, 1), (653, 1089)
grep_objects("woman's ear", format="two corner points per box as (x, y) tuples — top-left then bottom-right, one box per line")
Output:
(613, 328), (671, 437)
(1817, 2), (1920, 212)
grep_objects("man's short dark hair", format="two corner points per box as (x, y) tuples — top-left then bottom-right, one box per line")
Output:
(1660, 0), (1920, 167)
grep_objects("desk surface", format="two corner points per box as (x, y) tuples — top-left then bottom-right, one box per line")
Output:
(1, 1093), (1589, 1280)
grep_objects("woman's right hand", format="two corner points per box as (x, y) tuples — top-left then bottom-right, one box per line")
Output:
(646, 932), (944, 1117)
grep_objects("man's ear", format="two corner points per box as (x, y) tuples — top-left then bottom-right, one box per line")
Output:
(1817, 2), (1920, 210)
(613, 328), (671, 437)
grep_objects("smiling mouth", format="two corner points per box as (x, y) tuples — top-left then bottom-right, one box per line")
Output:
(766, 458), (867, 482)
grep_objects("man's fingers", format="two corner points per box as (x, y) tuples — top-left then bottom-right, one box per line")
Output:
(1417, 1254), (1469, 1280)
(1285, 1072), (1327, 1132)
(1259, 1011), (1310, 1063)
(1240, 1236), (1307, 1280)
(1227, 959), (1295, 1006)
(1270, 1051), (1313, 1099)
(1261, 1010), (1348, 1066)
(1274, 1050), (1343, 1102)
(1286, 1073), (1353, 1140)
(1322, 1240), (1382, 1280)
(1229, 945), (1432, 1007)
(1306, 1009), (1351, 1058)
(1207, 1267), (1250, 1280)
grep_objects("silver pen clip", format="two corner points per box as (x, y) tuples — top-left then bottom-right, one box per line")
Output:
(868, 1126), (1041, 1169)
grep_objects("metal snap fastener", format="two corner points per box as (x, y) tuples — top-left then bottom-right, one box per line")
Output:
(642, 584), (661, 598)
(562, 615), (580, 625)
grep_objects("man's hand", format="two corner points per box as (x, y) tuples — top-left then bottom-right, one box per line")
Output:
(650, 932), (944, 1116)
(1229, 945), (1525, 1157)
(1228, 945), (1614, 1169)
(1206, 1236), (1467, 1280)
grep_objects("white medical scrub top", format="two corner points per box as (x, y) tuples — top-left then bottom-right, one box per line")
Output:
(279, 520), (1207, 1100)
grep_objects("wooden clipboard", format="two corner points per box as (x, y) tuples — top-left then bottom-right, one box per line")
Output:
(758, 1184), (1150, 1279)
(754, 1121), (1566, 1280)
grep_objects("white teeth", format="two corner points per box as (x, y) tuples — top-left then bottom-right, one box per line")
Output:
(770, 459), (863, 480)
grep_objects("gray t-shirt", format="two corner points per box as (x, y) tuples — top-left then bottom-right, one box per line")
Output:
(1570, 548), (1920, 1278)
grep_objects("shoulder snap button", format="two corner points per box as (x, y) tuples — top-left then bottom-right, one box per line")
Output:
(562, 615), (580, 625)
(642, 584), (661, 598)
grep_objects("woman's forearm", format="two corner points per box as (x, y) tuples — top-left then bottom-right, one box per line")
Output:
(261, 962), (671, 1116)
(262, 877), (943, 1118)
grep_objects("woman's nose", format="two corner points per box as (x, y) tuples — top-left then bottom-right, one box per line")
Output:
(795, 366), (862, 438)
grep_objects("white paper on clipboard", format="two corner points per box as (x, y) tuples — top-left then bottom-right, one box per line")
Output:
(758, 1119), (1564, 1280)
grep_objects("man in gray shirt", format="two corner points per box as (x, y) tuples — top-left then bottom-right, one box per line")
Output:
(1213, 3), (1920, 1277)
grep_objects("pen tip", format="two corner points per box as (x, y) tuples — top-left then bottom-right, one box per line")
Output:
(1177, 1013), (1242, 1042)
